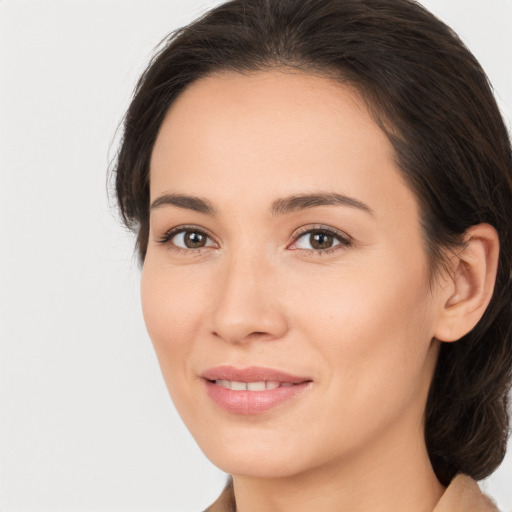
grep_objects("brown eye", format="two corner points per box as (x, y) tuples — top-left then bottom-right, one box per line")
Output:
(161, 228), (216, 250)
(183, 231), (207, 248)
(291, 228), (350, 253)
(310, 232), (334, 250)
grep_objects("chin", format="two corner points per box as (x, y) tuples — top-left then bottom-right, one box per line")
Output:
(191, 425), (315, 478)
(206, 449), (307, 479)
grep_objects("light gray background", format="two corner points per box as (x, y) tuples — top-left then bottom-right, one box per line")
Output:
(0, 1), (511, 511)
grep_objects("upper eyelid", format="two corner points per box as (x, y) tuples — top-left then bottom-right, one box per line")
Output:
(161, 224), (347, 236)
(290, 225), (351, 242)
(157, 223), (351, 247)
(157, 224), (217, 245)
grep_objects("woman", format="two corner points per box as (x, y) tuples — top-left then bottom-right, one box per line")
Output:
(112, 0), (512, 510)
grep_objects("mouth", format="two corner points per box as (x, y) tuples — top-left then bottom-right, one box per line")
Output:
(201, 366), (312, 414)
(211, 379), (296, 391)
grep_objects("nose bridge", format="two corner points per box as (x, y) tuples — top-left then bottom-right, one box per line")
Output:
(210, 245), (287, 343)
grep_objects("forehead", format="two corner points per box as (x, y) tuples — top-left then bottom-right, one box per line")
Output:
(151, 70), (377, 176)
(149, 69), (417, 223)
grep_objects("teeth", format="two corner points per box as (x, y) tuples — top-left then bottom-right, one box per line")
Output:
(247, 381), (266, 391)
(214, 380), (293, 391)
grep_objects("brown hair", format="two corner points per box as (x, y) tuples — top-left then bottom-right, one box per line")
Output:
(112, 0), (512, 484)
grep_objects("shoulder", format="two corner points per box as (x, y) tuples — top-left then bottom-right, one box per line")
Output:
(433, 474), (499, 512)
(205, 474), (499, 512)
(203, 479), (235, 512)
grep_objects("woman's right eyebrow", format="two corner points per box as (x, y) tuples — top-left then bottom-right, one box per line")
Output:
(150, 193), (217, 215)
(149, 191), (374, 217)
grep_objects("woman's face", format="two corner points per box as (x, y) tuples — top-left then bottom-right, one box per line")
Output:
(142, 70), (447, 478)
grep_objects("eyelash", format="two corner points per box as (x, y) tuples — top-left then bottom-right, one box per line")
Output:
(156, 224), (352, 256)
(157, 224), (216, 255)
(291, 225), (352, 256)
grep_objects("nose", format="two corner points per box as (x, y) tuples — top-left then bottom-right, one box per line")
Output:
(209, 254), (288, 344)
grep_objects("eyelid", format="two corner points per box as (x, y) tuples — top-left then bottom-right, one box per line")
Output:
(157, 224), (218, 250)
(288, 224), (352, 252)
(155, 223), (351, 254)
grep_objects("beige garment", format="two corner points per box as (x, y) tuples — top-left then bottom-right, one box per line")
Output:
(433, 474), (498, 512)
(205, 479), (235, 512)
(205, 474), (498, 512)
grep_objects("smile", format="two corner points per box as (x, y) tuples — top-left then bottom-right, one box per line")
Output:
(213, 380), (295, 391)
(201, 366), (312, 414)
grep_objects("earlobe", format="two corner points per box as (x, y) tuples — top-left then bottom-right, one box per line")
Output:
(434, 223), (500, 343)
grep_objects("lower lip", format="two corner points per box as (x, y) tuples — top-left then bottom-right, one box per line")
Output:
(204, 380), (311, 414)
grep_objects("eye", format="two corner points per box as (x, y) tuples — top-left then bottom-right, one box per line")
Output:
(158, 227), (217, 250)
(289, 227), (351, 253)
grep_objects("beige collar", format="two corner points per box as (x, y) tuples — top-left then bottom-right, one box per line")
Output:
(205, 479), (235, 512)
(433, 474), (498, 512)
(206, 474), (498, 512)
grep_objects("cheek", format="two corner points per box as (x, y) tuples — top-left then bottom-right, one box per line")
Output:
(140, 258), (208, 381)
(292, 249), (435, 404)
(275, 256), (436, 462)
(294, 250), (431, 337)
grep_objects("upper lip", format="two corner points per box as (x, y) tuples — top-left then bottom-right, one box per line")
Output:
(201, 365), (311, 384)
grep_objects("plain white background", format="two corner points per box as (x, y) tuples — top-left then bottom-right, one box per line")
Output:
(0, 1), (511, 511)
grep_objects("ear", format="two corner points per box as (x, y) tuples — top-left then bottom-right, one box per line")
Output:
(434, 223), (500, 343)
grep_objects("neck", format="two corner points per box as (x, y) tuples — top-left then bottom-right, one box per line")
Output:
(231, 419), (445, 512)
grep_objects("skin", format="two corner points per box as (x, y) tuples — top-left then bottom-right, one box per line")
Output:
(141, 70), (498, 512)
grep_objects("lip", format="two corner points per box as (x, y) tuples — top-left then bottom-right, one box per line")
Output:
(202, 365), (310, 383)
(201, 365), (313, 415)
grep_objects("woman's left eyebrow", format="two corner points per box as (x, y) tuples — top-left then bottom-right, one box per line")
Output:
(270, 192), (374, 217)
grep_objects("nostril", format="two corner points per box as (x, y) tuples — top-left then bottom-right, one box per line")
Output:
(210, 305), (289, 344)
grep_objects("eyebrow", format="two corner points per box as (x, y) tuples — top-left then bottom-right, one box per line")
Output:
(150, 192), (373, 217)
(150, 193), (217, 215)
(270, 192), (374, 216)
